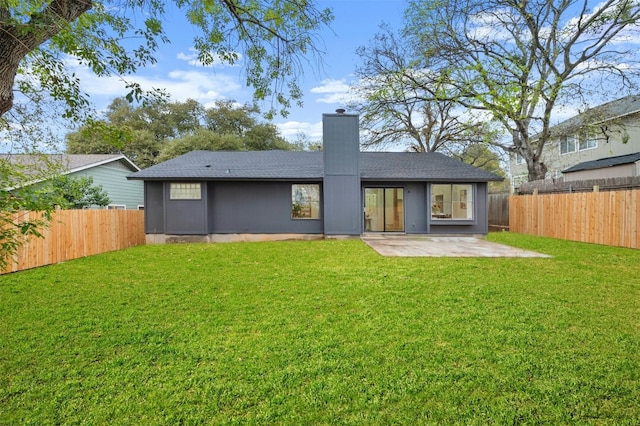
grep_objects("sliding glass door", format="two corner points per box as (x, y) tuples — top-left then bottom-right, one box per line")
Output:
(364, 188), (404, 232)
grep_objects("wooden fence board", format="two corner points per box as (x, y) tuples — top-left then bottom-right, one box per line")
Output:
(2, 210), (145, 274)
(510, 189), (640, 250)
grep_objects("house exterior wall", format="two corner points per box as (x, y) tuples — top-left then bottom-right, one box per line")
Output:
(428, 182), (489, 235)
(208, 181), (323, 234)
(510, 113), (640, 186)
(72, 160), (144, 209)
(323, 113), (361, 235)
(143, 179), (491, 237)
(165, 182), (208, 235)
(563, 163), (638, 181)
(144, 181), (164, 233)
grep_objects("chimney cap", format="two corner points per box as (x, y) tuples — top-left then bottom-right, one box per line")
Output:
(335, 108), (346, 114)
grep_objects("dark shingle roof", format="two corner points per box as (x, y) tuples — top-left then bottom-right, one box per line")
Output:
(0, 154), (139, 174)
(562, 151), (640, 173)
(128, 150), (503, 182)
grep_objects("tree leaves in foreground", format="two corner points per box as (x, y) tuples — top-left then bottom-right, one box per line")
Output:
(403, 0), (640, 181)
(0, 155), (64, 271)
(43, 175), (111, 209)
(0, 0), (333, 121)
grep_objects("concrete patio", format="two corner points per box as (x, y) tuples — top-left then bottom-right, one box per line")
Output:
(362, 235), (552, 258)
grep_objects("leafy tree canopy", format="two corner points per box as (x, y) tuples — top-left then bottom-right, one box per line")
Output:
(0, 0), (333, 122)
(66, 97), (294, 165)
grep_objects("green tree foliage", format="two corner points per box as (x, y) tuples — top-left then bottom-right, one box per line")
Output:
(404, 0), (640, 181)
(66, 98), (293, 165)
(0, 155), (64, 271)
(0, 0), (333, 121)
(42, 175), (110, 209)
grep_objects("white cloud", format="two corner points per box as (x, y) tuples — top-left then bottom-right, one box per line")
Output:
(309, 78), (356, 105)
(276, 120), (323, 141)
(64, 57), (248, 110)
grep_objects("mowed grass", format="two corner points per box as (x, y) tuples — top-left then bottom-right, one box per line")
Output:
(1, 233), (639, 425)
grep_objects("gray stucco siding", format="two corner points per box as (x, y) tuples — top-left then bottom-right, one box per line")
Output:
(209, 181), (323, 234)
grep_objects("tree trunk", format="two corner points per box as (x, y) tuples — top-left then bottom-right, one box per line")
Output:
(527, 159), (548, 182)
(0, 0), (92, 117)
(0, 30), (23, 117)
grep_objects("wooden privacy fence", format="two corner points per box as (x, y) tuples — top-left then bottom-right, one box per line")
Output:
(2, 209), (145, 274)
(510, 189), (639, 249)
(488, 192), (510, 228)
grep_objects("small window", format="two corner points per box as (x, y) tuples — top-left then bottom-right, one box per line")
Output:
(292, 184), (320, 219)
(170, 183), (201, 200)
(560, 135), (577, 154)
(107, 204), (126, 210)
(137, 205), (145, 210)
(431, 184), (473, 220)
(515, 153), (525, 165)
(579, 131), (597, 151)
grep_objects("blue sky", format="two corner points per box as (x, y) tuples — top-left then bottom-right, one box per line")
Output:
(71, 0), (407, 142)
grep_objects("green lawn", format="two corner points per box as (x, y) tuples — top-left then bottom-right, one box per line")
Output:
(1, 233), (639, 424)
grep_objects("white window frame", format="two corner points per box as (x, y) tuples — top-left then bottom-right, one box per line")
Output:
(578, 130), (597, 151)
(107, 204), (126, 210)
(515, 153), (525, 165)
(170, 182), (202, 200)
(560, 135), (577, 155)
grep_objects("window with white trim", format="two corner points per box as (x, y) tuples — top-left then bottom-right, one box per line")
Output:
(560, 135), (576, 154)
(515, 153), (525, 165)
(170, 183), (201, 200)
(578, 131), (597, 151)
(107, 204), (126, 210)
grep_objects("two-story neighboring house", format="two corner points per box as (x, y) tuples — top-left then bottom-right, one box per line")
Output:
(510, 95), (640, 188)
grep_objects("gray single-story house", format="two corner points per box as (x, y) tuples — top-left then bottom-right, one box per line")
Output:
(128, 112), (503, 243)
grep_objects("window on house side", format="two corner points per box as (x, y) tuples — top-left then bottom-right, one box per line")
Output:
(170, 183), (201, 200)
(579, 131), (597, 151)
(292, 184), (320, 219)
(560, 135), (577, 154)
(431, 184), (473, 220)
(515, 153), (525, 165)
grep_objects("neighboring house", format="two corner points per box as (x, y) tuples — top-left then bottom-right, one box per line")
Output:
(128, 112), (502, 242)
(562, 151), (640, 182)
(510, 95), (640, 187)
(2, 154), (144, 209)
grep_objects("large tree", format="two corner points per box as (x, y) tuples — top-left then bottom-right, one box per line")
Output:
(0, 0), (333, 121)
(405, 0), (640, 181)
(350, 25), (499, 159)
(66, 97), (292, 165)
